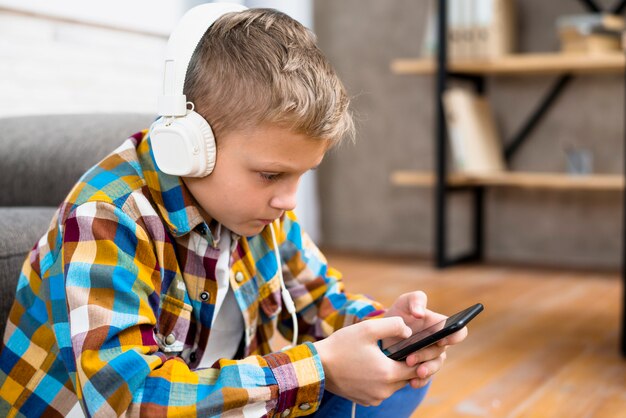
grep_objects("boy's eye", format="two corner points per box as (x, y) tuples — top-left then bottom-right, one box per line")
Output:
(259, 172), (281, 182)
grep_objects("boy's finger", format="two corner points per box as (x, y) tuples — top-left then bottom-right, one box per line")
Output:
(405, 344), (446, 367)
(407, 291), (427, 318)
(416, 352), (446, 379)
(409, 377), (432, 389)
(386, 358), (426, 382)
(437, 327), (469, 346)
(366, 317), (412, 341)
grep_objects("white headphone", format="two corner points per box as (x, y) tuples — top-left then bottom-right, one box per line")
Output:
(149, 2), (248, 177)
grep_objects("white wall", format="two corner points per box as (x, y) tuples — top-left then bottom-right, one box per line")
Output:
(244, 0), (312, 28)
(0, 10), (168, 116)
(0, 0), (183, 35)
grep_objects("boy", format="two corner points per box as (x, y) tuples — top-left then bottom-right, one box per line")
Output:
(0, 4), (467, 417)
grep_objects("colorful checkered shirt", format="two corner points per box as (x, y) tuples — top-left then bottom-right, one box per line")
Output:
(0, 131), (385, 417)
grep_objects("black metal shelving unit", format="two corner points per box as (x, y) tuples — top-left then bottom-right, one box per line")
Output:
(433, 0), (626, 356)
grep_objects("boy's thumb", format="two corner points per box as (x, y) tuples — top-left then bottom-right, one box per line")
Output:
(365, 317), (412, 341)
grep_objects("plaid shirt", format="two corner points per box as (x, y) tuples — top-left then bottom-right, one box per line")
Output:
(0, 131), (384, 417)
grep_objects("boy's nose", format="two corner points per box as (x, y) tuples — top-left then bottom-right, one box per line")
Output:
(270, 188), (298, 212)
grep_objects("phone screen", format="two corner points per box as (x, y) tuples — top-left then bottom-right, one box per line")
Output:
(383, 303), (483, 359)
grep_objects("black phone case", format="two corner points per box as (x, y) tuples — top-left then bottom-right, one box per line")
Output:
(385, 303), (484, 361)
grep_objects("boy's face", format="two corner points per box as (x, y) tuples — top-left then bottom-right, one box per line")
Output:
(183, 124), (330, 237)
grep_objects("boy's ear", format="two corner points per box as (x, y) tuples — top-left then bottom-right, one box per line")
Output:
(149, 110), (216, 178)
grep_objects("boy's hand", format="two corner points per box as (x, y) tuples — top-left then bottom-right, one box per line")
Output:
(313, 317), (429, 406)
(382, 291), (468, 387)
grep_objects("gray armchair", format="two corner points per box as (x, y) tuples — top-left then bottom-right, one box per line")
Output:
(0, 113), (155, 337)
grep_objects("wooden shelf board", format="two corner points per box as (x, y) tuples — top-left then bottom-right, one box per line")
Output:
(391, 52), (626, 75)
(391, 170), (624, 191)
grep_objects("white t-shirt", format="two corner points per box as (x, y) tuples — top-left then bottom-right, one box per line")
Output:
(199, 226), (245, 367)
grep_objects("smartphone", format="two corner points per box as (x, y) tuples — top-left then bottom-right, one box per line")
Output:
(382, 303), (484, 361)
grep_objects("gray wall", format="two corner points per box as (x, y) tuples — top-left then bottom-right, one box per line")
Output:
(314, 0), (623, 269)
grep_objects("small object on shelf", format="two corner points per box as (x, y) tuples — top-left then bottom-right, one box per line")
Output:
(442, 87), (506, 174)
(556, 13), (624, 54)
(565, 147), (593, 175)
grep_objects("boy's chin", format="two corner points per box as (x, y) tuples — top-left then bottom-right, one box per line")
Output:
(227, 222), (267, 238)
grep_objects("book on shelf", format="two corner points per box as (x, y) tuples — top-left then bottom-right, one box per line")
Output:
(475, 0), (516, 59)
(421, 0), (516, 60)
(448, 0), (469, 59)
(442, 87), (506, 174)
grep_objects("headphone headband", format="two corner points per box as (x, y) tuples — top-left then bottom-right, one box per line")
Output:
(157, 2), (248, 116)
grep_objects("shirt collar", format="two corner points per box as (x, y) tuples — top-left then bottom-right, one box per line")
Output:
(136, 130), (208, 239)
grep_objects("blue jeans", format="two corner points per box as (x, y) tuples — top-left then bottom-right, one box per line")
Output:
(312, 381), (431, 417)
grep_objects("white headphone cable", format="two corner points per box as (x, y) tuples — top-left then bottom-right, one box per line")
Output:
(269, 221), (298, 348)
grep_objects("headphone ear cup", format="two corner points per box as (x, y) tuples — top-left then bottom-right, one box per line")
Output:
(186, 110), (217, 176)
(149, 110), (216, 177)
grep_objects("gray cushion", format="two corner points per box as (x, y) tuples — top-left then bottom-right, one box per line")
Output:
(0, 113), (155, 207)
(0, 207), (58, 337)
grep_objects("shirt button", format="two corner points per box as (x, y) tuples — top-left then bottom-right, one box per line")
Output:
(165, 333), (176, 345)
(235, 272), (245, 283)
(280, 409), (290, 417)
(298, 403), (311, 411)
(200, 291), (210, 301)
(189, 352), (197, 363)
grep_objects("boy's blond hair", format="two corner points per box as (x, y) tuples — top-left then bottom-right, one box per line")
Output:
(184, 8), (354, 145)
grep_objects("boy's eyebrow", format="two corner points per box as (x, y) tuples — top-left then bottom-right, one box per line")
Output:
(258, 162), (322, 172)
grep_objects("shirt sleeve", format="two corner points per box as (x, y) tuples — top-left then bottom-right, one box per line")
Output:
(62, 201), (323, 417)
(275, 211), (386, 343)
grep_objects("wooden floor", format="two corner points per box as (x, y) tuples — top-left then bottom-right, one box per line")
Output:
(323, 251), (626, 418)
